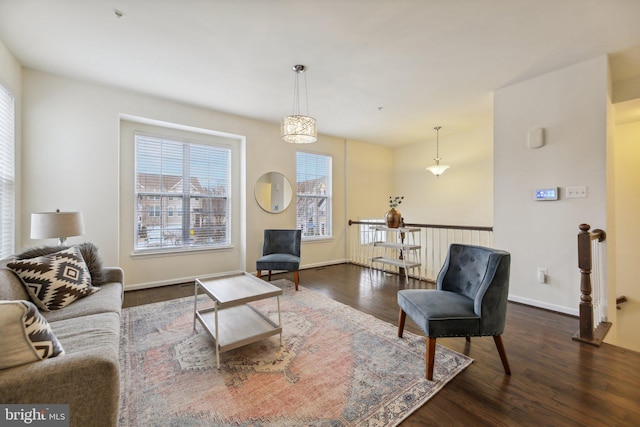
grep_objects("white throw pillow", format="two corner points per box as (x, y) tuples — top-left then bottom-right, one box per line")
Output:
(0, 300), (65, 369)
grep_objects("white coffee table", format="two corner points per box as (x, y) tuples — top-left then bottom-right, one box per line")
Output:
(193, 271), (283, 369)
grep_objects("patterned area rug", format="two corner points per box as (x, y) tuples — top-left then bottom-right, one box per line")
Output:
(119, 279), (472, 426)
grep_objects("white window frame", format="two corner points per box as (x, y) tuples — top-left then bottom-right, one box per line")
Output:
(134, 133), (231, 253)
(0, 83), (15, 258)
(296, 151), (332, 240)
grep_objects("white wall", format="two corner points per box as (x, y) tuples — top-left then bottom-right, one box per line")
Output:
(494, 56), (609, 314)
(612, 119), (640, 351)
(392, 125), (493, 226)
(21, 70), (348, 288)
(345, 140), (394, 221)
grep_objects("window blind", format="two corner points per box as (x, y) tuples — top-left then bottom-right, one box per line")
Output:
(296, 151), (332, 239)
(134, 134), (231, 251)
(0, 84), (15, 258)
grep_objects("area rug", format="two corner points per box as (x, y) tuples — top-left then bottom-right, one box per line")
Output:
(118, 279), (472, 426)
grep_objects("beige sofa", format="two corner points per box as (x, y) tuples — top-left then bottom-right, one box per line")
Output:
(0, 247), (123, 427)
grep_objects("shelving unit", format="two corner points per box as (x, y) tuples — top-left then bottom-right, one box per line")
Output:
(369, 226), (422, 282)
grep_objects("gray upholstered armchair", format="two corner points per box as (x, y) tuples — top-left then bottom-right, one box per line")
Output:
(397, 243), (511, 380)
(256, 229), (301, 291)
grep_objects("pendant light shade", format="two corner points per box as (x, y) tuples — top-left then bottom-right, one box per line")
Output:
(426, 126), (450, 176)
(281, 65), (317, 144)
(281, 115), (317, 144)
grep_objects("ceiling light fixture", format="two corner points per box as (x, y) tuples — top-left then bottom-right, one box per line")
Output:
(426, 126), (450, 177)
(281, 65), (317, 144)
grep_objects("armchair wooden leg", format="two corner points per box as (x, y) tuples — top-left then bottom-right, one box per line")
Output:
(397, 309), (406, 337)
(293, 271), (299, 291)
(267, 270), (272, 281)
(426, 337), (437, 381)
(465, 336), (471, 342)
(493, 335), (511, 375)
(257, 270), (262, 279)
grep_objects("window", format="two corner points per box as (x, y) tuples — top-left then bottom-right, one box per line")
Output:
(135, 134), (231, 251)
(0, 84), (15, 258)
(296, 151), (332, 239)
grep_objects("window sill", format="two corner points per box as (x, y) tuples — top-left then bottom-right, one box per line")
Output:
(131, 245), (233, 258)
(302, 236), (333, 244)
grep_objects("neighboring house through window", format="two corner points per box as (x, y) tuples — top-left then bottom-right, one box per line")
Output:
(0, 83), (15, 258)
(135, 134), (231, 251)
(296, 151), (332, 239)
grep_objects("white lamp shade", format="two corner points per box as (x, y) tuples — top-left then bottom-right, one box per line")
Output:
(281, 115), (317, 143)
(426, 164), (450, 176)
(31, 211), (85, 240)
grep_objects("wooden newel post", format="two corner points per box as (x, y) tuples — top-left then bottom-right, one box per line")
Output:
(573, 223), (610, 346)
(577, 223), (594, 341)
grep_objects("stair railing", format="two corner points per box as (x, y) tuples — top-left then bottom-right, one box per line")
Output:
(572, 223), (611, 346)
(348, 219), (493, 282)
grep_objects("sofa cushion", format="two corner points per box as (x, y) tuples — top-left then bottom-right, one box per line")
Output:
(42, 281), (123, 323)
(17, 242), (106, 286)
(7, 246), (100, 311)
(0, 300), (65, 370)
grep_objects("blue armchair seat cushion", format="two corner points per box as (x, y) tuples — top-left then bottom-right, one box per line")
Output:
(398, 289), (480, 337)
(256, 253), (300, 271)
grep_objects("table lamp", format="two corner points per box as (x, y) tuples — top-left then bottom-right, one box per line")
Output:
(31, 209), (85, 245)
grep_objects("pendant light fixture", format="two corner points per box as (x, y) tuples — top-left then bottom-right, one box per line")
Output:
(281, 65), (317, 144)
(426, 126), (450, 176)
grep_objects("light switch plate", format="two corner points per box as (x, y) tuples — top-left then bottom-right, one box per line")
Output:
(566, 186), (587, 198)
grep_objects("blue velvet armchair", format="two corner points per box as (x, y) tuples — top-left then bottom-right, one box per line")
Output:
(256, 229), (301, 291)
(397, 244), (511, 380)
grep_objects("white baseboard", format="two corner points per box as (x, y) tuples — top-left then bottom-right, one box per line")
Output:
(508, 294), (578, 317)
(126, 278), (193, 292)
(124, 260), (350, 292)
(301, 259), (350, 270)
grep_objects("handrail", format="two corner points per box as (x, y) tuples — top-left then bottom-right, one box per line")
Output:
(572, 223), (611, 346)
(349, 219), (493, 232)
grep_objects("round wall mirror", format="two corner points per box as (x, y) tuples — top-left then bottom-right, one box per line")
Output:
(255, 172), (293, 213)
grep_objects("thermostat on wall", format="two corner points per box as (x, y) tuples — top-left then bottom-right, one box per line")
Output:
(535, 188), (558, 201)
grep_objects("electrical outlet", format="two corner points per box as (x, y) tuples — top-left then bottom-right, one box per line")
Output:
(566, 186), (587, 199)
(537, 267), (548, 284)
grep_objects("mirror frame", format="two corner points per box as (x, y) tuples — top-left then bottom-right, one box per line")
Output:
(254, 171), (293, 213)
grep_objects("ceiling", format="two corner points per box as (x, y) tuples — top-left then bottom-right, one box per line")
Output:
(1, 0), (640, 147)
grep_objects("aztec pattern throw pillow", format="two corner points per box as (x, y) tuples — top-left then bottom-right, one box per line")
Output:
(0, 300), (65, 370)
(16, 242), (106, 286)
(7, 246), (100, 311)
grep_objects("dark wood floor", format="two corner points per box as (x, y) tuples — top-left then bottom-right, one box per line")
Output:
(123, 263), (640, 426)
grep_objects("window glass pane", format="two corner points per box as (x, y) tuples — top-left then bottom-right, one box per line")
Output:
(135, 134), (230, 251)
(296, 152), (332, 239)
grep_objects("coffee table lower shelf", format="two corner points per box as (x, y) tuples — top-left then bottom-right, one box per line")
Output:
(195, 304), (282, 368)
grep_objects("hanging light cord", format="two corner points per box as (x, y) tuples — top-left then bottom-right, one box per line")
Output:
(291, 66), (310, 116)
(291, 71), (299, 115)
(434, 126), (442, 160)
